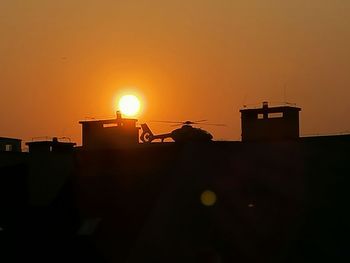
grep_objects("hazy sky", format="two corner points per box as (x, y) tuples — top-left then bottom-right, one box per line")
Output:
(1, 0), (350, 144)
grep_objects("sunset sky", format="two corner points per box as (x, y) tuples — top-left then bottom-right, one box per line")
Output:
(1, 0), (350, 144)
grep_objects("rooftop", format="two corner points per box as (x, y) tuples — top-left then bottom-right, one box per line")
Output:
(240, 102), (301, 113)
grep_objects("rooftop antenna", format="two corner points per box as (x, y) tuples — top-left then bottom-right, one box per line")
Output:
(242, 92), (248, 108)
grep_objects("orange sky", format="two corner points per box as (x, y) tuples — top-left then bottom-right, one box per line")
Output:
(1, 1), (350, 145)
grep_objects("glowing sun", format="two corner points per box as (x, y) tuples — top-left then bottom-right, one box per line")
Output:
(118, 95), (141, 117)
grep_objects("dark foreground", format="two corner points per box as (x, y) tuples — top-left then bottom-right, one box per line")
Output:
(1, 136), (350, 262)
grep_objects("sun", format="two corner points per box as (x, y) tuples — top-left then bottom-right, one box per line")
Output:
(118, 95), (141, 117)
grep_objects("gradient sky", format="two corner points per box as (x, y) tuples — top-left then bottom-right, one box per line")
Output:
(1, 0), (350, 144)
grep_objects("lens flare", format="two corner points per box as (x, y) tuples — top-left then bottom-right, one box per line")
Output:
(200, 190), (217, 206)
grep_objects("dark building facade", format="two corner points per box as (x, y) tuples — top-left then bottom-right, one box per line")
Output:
(0, 137), (21, 152)
(79, 112), (140, 150)
(2, 103), (350, 263)
(26, 137), (76, 153)
(240, 102), (301, 142)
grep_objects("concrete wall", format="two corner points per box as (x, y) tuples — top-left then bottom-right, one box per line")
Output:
(81, 123), (139, 150)
(241, 108), (300, 141)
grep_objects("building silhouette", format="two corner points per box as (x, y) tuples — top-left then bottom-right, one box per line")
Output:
(0, 137), (21, 152)
(240, 102), (301, 142)
(79, 111), (139, 150)
(1, 102), (350, 263)
(26, 137), (76, 153)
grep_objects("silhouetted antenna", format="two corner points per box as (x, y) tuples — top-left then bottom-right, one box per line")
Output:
(242, 93), (248, 108)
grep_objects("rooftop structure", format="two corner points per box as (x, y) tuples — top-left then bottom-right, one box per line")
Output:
(26, 137), (76, 153)
(79, 111), (140, 150)
(240, 102), (301, 142)
(0, 137), (22, 152)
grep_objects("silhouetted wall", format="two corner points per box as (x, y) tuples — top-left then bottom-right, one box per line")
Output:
(0, 137), (21, 152)
(80, 117), (139, 150)
(240, 102), (301, 142)
(1, 137), (350, 262)
(26, 138), (76, 154)
(26, 137), (75, 153)
(72, 137), (350, 262)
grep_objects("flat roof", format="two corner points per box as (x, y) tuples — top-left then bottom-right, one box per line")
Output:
(26, 141), (76, 146)
(0, 137), (21, 142)
(79, 117), (137, 124)
(240, 105), (301, 113)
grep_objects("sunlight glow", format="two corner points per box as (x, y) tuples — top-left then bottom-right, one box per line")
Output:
(118, 95), (141, 117)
